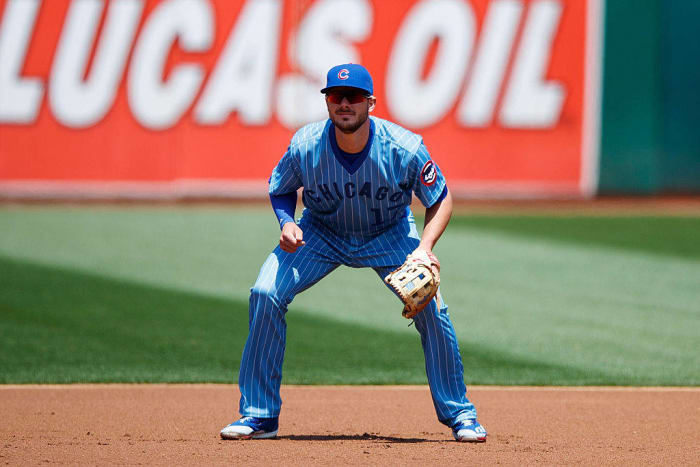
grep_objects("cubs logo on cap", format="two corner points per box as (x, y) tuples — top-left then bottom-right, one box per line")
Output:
(420, 160), (438, 186)
(321, 63), (373, 95)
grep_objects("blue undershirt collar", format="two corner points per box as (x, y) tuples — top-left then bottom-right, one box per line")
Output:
(328, 118), (375, 175)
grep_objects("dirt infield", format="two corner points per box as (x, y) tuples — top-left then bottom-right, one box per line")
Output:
(1, 385), (698, 465)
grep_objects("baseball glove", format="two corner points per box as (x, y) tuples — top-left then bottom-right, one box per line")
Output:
(384, 249), (441, 319)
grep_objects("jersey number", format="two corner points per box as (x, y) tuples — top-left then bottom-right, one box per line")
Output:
(371, 205), (403, 226)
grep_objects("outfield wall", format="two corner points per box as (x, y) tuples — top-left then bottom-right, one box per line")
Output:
(599, 0), (700, 194)
(0, 0), (604, 199)
(5, 0), (699, 199)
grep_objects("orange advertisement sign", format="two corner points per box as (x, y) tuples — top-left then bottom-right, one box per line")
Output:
(0, 0), (602, 198)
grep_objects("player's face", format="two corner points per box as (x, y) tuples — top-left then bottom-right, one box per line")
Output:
(325, 88), (375, 134)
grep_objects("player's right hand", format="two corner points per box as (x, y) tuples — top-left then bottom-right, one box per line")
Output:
(280, 222), (305, 253)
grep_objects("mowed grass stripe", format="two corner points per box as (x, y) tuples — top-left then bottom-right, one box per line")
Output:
(448, 216), (700, 261)
(0, 256), (609, 385)
(1, 207), (699, 385)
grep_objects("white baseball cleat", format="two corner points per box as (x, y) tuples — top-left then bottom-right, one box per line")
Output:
(220, 416), (279, 439)
(452, 419), (487, 442)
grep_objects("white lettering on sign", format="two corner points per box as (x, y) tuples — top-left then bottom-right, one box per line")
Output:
(0, 0), (568, 130)
(0, 0), (43, 123)
(195, 0), (281, 125)
(276, 0), (372, 129)
(458, 0), (522, 127)
(386, 0), (475, 128)
(128, 0), (213, 130)
(500, 0), (564, 127)
(50, 0), (143, 128)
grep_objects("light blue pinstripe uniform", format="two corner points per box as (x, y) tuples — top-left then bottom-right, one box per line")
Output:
(238, 116), (477, 427)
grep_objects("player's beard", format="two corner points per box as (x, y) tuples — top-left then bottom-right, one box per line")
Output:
(330, 104), (369, 134)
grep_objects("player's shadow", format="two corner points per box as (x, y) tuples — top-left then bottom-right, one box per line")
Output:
(279, 433), (439, 443)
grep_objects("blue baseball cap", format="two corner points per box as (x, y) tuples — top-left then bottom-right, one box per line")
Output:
(320, 63), (373, 95)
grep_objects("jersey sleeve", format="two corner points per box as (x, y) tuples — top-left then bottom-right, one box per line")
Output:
(268, 146), (303, 195)
(410, 142), (447, 208)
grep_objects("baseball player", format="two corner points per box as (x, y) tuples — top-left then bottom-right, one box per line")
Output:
(221, 64), (486, 442)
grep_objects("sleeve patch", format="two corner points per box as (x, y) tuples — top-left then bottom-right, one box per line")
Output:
(420, 160), (438, 186)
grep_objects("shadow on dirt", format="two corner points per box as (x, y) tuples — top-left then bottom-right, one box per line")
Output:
(279, 433), (441, 443)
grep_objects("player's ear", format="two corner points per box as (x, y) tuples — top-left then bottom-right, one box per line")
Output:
(368, 96), (376, 112)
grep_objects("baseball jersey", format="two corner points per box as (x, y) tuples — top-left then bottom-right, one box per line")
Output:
(268, 116), (446, 236)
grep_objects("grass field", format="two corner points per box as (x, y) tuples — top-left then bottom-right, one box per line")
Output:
(1, 205), (698, 385)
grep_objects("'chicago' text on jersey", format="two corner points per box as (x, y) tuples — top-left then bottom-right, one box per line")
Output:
(303, 182), (403, 204)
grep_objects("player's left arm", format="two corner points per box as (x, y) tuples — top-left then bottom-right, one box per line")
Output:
(418, 189), (453, 254)
(385, 189), (449, 314)
(410, 141), (451, 259)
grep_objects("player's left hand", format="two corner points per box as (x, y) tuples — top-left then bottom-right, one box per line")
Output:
(385, 248), (441, 319)
(412, 247), (440, 276)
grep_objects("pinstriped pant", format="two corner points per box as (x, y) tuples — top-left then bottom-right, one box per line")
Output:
(238, 214), (477, 426)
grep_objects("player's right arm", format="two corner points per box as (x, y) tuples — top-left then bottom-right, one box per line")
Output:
(269, 143), (305, 253)
(270, 191), (305, 253)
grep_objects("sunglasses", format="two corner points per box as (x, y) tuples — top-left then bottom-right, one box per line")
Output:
(325, 89), (370, 104)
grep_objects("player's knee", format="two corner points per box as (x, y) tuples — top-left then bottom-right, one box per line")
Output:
(250, 284), (276, 303)
(249, 284), (288, 310)
(413, 300), (447, 324)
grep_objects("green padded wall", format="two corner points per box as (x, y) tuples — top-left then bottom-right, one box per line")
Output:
(658, 1), (700, 191)
(598, 0), (662, 193)
(598, 0), (700, 194)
